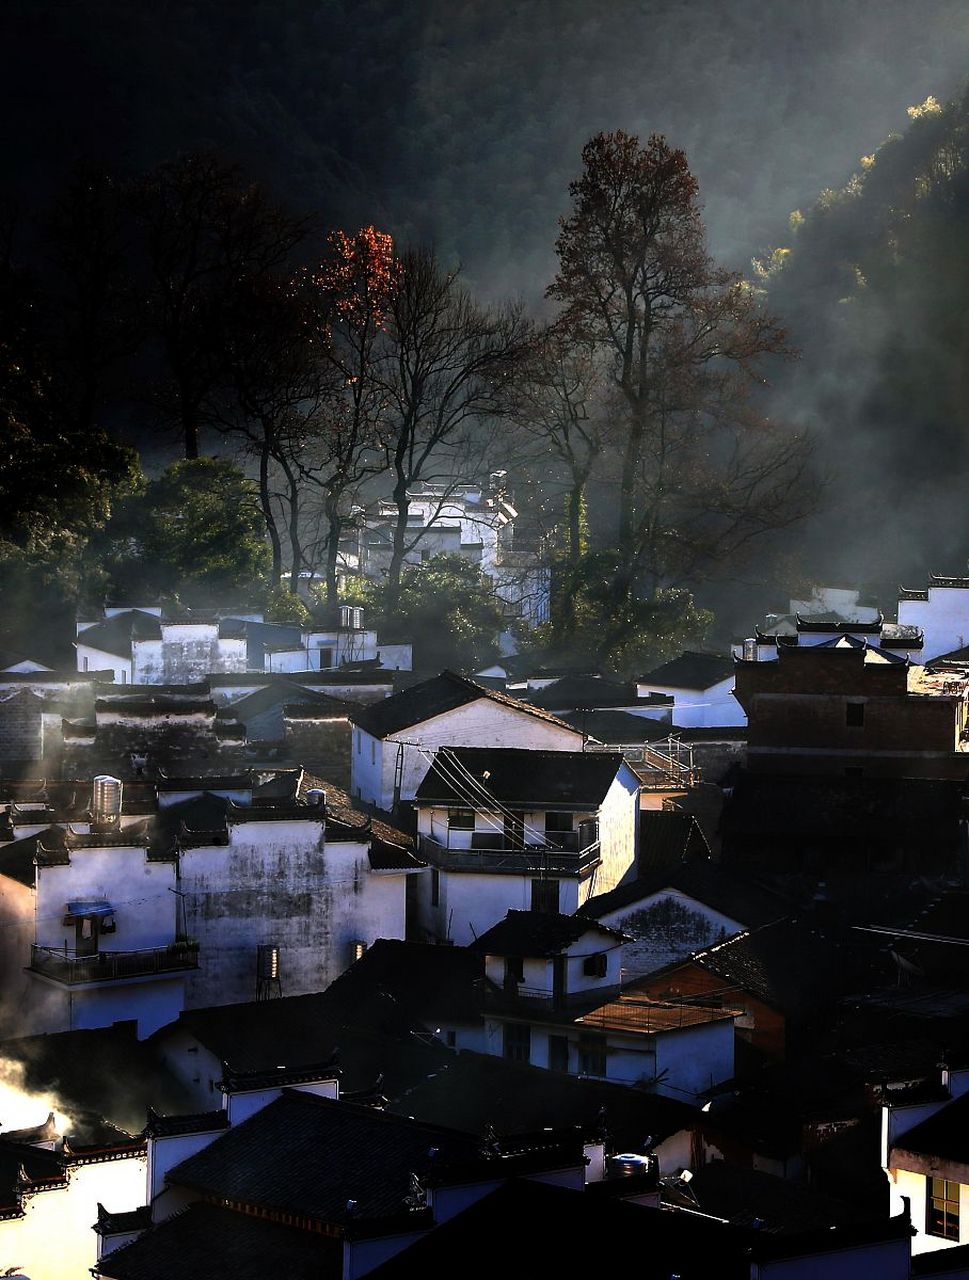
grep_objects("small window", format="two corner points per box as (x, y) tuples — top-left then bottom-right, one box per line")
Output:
(430, 867), (440, 907)
(927, 1177), (961, 1240)
(351, 940), (367, 963)
(531, 879), (560, 914)
(447, 809), (475, 830)
(544, 811), (573, 833)
(503, 1022), (531, 1063)
(846, 702), (864, 727)
(578, 1035), (607, 1078)
(505, 956), (524, 985)
(370, 738), (376, 764)
(583, 952), (608, 978)
(549, 1034), (570, 1073)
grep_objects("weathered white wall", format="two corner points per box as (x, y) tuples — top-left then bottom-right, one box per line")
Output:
(352, 699), (583, 810)
(0, 1151), (146, 1280)
(595, 891), (746, 980)
(653, 1018), (734, 1101)
(37, 848), (177, 952)
(132, 626), (247, 684)
(180, 820), (408, 1006)
(0, 874), (38, 1035)
(899, 587), (969, 662)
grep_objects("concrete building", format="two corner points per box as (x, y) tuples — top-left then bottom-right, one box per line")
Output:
(637, 652), (744, 729)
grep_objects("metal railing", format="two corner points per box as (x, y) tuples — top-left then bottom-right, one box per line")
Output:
(29, 942), (199, 985)
(586, 736), (699, 788)
(419, 834), (601, 876)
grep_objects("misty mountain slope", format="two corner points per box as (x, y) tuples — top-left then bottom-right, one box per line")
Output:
(764, 81), (969, 586)
(3, 0), (969, 299)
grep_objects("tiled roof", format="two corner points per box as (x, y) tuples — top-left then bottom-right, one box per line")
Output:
(382, 1051), (697, 1151)
(168, 1090), (484, 1224)
(349, 670), (581, 739)
(577, 995), (737, 1034)
(527, 675), (644, 710)
(0, 828), (55, 886)
(414, 746), (625, 808)
(560, 709), (674, 744)
(471, 910), (623, 957)
(215, 682), (353, 722)
(633, 919), (842, 1018)
(319, 939), (484, 1026)
(143, 1108), (229, 1139)
(891, 1091), (969, 1165)
(94, 1202), (341, 1280)
(75, 611), (162, 658)
(639, 651), (735, 690)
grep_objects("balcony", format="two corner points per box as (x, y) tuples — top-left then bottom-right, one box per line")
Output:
(29, 941), (199, 986)
(419, 833), (601, 876)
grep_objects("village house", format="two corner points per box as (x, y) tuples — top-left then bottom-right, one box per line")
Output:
(75, 604), (411, 685)
(352, 474), (551, 629)
(578, 839), (789, 979)
(883, 1064), (969, 1256)
(411, 745), (640, 943)
(897, 575), (969, 663)
(0, 771), (422, 1037)
(637, 651), (744, 729)
(349, 669), (585, 812)
(630, 918), (843, 1066)
(94, 1066), (635, 1280)
(733, 635), (969, 779)
(466, 909), (738, 1103)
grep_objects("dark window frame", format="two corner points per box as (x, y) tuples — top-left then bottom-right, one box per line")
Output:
(846, 701), (865, 727)
(927, 1176), (961, 1241)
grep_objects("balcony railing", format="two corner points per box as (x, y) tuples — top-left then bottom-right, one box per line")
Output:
(419, 834), (600, 876)
(29, 941), (199, 985)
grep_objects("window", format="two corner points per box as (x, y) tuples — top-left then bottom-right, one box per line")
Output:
(846, 701), (865, 727)
(447, 809), (475, 830)
(370, 738), (376, 764)
(927, 1177), (961, 1240)
(351, 940), (367, 963)
(549, 1034), (570, 1073)
(503, 1022), (531, 1063)
(430, 868), (440, 908)
(544, 811), (573, 833)
(504, 956), (524, 985)
(578, 1034), (607, 1078)
(583, 952), (608, 978)
(531, 878), (560, 914)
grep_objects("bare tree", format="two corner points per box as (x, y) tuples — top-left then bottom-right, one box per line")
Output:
(379, 247), (532, 613)
(549, 130), (816, 654)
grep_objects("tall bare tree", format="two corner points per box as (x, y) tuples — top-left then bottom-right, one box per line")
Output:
(379, 247), (532, 613)
(549, 130), (815, 653)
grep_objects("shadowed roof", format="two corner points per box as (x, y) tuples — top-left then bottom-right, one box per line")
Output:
(415, 746), (625, 808)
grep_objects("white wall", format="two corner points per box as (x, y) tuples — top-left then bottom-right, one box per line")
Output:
(0, 1151), (146, 1280)
(75, 644), (131, 683)
(352, 698), (584, 810)
(899, 587), (969, 662)
(593, 767), (640, 896)
(37, 848), (178, 952)
(132, 626), (247, 684)
(415, 868), (580, 945)
(596, 891), (746, 981)
(180, 820), (408, 1006)
(637, 675), (744, 729)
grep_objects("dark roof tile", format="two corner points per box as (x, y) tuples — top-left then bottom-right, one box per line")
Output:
(639, 651), (735, 690)
(471, 910), (623, 957)
(414, 746), (626, 808)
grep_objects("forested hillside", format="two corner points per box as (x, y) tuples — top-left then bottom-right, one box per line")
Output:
(764, 84), (969, 587)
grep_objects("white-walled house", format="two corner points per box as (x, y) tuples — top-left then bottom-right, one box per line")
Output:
(354, 477), (551, 629)
(898, 575), (969, 662)
(883, 1066), (969, 1256)
(76, 610), (248, 684)
(412, 746), (640, 945)
(174, 789), (423, 1008)
(0, 772), (422, 1036)
(464, 910), (737, 1103)
(637, 652), (743, 729)
(349, 670), (585, 812)
(0, 824), (193, 1039)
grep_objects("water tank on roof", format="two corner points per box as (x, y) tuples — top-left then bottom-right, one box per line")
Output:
(305, 788), (326, 808)
(610, 1153), (652, 1177)
(91, 775), (122, 823)
(257, 944), (280, 981)
(742, 637), (758, 662)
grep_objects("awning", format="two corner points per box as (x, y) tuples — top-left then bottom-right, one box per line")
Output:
(65, 899), (114, 918)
